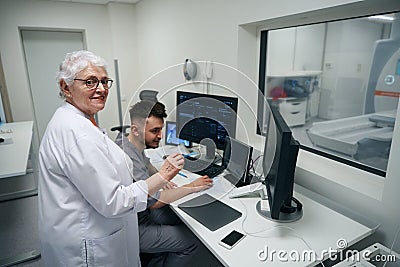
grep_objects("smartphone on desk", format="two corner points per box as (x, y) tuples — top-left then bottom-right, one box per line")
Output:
(219, 230), (246, 249)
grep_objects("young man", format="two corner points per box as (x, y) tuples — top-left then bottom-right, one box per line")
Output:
(115, 100), (213, 267)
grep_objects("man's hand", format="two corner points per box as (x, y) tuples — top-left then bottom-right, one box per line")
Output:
(158, 153), (184, 181)
(185, 175), (213, 192)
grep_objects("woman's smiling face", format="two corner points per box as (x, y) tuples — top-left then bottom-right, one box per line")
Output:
(64, 64), (109, 116)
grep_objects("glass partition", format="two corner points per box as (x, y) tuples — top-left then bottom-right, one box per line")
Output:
(258, 12), (400, 176)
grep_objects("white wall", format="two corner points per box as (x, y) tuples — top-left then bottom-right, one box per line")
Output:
(0, 0), (361, 135)
(1, 0), (400, 255)
(134, 0), (356, 81)
(106, 2), (140, 124)
(0, 0), (137, 139)
(133, 0), (361, 148)
(319, 19), (383, 119)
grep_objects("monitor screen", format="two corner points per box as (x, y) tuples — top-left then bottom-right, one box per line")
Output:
(257, 102), (302, 223)
(176, 91), (238, 150)
(164, 121), (191, 147)
(223, 136), (253, 186)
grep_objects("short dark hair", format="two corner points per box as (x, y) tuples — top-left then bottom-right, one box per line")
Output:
(129, 100), (167, 122)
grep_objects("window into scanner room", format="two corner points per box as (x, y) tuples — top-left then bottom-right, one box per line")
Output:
(258, 12), (399, 177)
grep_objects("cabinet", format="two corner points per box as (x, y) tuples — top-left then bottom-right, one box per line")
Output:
(270, 97), (307, 127)
(267, 24), (325, 76)
(0, 121), (37, 201)
(266, 72), (321, 128)
(264, 23), (325, 127)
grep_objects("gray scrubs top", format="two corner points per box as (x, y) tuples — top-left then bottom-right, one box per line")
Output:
(115, 133), (161, 224)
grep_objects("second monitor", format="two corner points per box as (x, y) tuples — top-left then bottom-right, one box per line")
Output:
(176, 91), (238, 158)
(165, 121), (192, 147)
(223, 136), (254, 187)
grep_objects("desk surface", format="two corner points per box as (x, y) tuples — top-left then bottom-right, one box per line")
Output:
(172, 173), (372, 266)
(0, 121), (34, 179)
(150, 147), (373, 267)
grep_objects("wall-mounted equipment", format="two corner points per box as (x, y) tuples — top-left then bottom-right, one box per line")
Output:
(183, 59), (197, 80)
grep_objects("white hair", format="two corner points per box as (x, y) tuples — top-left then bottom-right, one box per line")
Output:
(56, 50), (107, 96)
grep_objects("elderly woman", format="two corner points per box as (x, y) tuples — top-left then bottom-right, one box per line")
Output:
(38, 50), (183, 266)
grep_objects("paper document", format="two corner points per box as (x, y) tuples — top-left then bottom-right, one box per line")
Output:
(200, 176), (235, 199)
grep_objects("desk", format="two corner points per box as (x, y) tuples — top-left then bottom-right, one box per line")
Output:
(0, 121), (33, 179)
(166, 169), (373, 266)
(0, 121), (38, 202)
(0, 121), (40, 266)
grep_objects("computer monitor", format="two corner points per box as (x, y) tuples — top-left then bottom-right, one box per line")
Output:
(176, 91), (238, 158)
(164, 121), (192, 147)
(223, 136), (253, 187)
(256, 102), (303, 223)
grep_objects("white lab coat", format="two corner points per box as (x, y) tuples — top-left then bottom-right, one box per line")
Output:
(38, 102), (148, 266)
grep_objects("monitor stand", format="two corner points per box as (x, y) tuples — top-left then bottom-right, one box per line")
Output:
(225, 173), (253, 187)
(256, 198), (303, 223)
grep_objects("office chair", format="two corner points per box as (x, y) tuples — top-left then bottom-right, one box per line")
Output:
(110, 90), (159, 136)
(110, 125), (130, 135)
(139, 89), (158, 102)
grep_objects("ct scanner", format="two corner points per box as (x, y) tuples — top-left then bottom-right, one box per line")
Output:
(307, 14), (399, 161)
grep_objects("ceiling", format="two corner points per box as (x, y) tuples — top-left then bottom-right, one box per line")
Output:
(46, 0), (141, 5)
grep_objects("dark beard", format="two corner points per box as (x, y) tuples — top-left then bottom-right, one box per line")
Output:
(145, 142), (159, 149)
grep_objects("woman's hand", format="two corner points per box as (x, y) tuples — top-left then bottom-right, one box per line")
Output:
(163, 181), (178, 190)
(158, 153), (184, 181)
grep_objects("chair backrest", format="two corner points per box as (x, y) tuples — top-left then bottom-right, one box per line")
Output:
(110, 125), (130, 135)
(139, 90), (158, 102)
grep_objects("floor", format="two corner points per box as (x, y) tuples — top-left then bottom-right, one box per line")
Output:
(0, 195), (41, 267)
(0, 194), (222, 267)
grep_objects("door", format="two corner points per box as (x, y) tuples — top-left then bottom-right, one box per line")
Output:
(0, 53), (12, 123)
(21, 30), (84, 140)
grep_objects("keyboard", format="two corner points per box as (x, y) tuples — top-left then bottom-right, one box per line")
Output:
(196, 165), (225, 178)
(184, 156), (225, 178)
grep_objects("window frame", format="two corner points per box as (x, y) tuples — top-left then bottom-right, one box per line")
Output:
(257, 8), (400, 178)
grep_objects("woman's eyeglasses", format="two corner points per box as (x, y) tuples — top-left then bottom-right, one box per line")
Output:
(74, 78), (113, 90)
